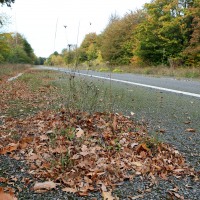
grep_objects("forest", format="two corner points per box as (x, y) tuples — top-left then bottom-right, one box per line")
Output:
(0, 0), (200, 68)
(46, 0), (200, 68)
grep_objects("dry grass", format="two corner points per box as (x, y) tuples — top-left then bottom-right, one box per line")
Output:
(0, 64), (31, 81)
(76, 64), (200, 79)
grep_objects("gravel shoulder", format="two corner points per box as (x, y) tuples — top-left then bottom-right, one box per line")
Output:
(1, 68), (200, 199)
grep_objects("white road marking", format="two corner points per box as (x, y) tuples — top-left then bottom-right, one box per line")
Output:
(37, 66), (200, 99)
(7, 73), (23, 82)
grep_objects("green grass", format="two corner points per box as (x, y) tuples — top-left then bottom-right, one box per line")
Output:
(0, 64), (31, 80)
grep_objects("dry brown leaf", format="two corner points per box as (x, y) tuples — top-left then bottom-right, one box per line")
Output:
(62, 187), (77, 193)
(0, 177), (7, 183)
(33, 181), (56, 192)
(101, 183), (107, 192)
(40, 134), (49, 141)
(0, 143), (19, 154)
(185, 128), (196, 132)
(132, 162), (142, 167)
(131, 143), (139, 148)
(76, 128), (84, 138)
(102, 190), (115, 200)
(0, 188), (17, 200)
(136, 143), (150, 153)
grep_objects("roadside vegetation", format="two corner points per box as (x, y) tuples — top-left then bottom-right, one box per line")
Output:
(0, 66), (199, 199)
(45, 0), (200, 79)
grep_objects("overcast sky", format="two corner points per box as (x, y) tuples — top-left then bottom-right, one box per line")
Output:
(2, 0), (150, 57)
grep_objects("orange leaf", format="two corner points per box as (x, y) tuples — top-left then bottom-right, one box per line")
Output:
(136, 143), (150, 153)
(0, 143), (19, 155)
(0, 188), (17, 200)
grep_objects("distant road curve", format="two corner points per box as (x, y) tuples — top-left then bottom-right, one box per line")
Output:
(35, 66), (200, 99)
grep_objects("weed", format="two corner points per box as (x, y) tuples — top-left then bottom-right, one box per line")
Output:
(140, 133), (161, 153)
(60, 150), (73, 169)
(99, 67), (110, 72)
(113, 68), (123, 73)
(47, 131), (57, 147)
(60, 128), (76, 141)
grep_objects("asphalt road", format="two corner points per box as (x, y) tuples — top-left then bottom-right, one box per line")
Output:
(36, 66), (200, 96)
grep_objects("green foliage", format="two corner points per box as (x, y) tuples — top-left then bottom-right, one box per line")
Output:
(57, 0), (199, 68)
(100, 11), (143, 65)
(8, 46), (32, 63)
(0, 33), (11, 62)
(0, 32), (35, 64)
(23, 38), (33, 57)
(133, 0), (185, 65)
(34, 57), (46, 65)
(44, 53), (65, 66)
(133, 0), (199, 66)
(79, 33), (99, 63)
(183, 0), (200, 66)
(0, 53), (5, 63)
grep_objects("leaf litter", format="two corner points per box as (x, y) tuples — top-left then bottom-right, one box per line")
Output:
(0, 110), (198, 197)
(0, 70), (199, 199)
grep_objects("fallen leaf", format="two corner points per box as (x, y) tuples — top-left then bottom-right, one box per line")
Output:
(185, 128), (195, 132)
(0, 177), (7, 183)
(136, 143), (150, 153)
(33, 181), (56, 192)
(130, 112), (135, 116)
(101, 183), (107, 192)
(0, 188), (17, 200)
(159, 129), (165, 133)
(76, 128), (84, 138)
(40, 134), (49, 141)
(62, 187), (77, 193)
(0, 143), (19, 154)
(131, 162), (142, 167)
(102, 190), (115, 200)
(131, 143), (138, 148)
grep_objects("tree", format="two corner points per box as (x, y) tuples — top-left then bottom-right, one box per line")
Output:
(133, 0), (189, 65)
(0, 33), (11, 63)
(44, 53), (65, 66)
(0, 32), (36, 64)
(100, 11), (144, 65)
(23, 38), (33, 57)
(35, 57), (46, 65)
(0, 0), (15, 7)
(79, 33), (99, 63)
(183, 0), (200, 66)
